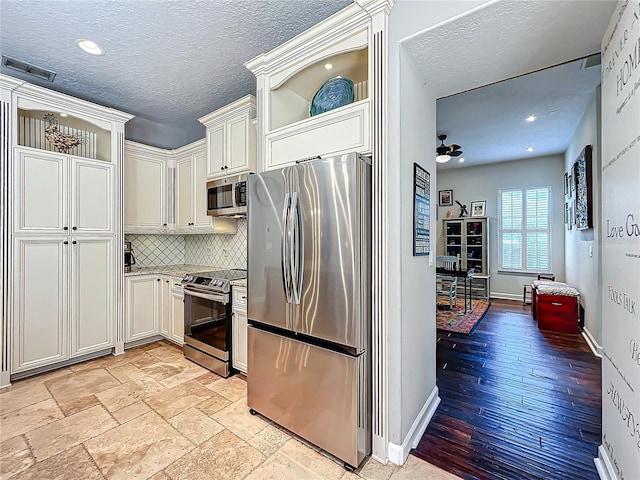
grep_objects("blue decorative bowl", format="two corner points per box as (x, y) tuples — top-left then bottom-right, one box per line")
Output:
(310, 77), (354, 117)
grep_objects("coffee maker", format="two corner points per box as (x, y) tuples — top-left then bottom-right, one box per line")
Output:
(124, 241), (136, 272)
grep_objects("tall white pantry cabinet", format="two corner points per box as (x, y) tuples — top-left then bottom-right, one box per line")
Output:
(1, 75), (133, 387)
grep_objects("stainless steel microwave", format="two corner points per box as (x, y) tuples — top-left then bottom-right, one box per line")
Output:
(207, 174), (248, 217)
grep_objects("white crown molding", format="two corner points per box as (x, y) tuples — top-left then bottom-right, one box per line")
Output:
(244, 1), (379, 75)
(198, 94), (256, 127)
(172, 138), (206, 156)
(125, 138), (206, 159)
(0, 74), (24, 91)
(387, 386), (440, 466)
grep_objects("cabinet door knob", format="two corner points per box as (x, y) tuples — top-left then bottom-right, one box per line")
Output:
(157, 279), (161, 282)
(163, 223), (167, 227)
(63, 226), (68, 230)
(166, 280), (169, 283)
(220, 166), (224, 171)
(224, 165), (228, 169)
(72, 226), (77, 230)
(63, 241), (69, 245)
(72, 241), (77, 244)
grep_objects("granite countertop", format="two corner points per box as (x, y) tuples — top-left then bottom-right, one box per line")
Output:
(124, 264), (217, 278)
(230, 279), (247, 287)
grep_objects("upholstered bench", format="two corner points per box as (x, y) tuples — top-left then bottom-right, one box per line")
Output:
(531, 280), (567, 321)
(533, 282), (580, 333)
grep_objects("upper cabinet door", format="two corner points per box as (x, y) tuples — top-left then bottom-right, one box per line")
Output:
(192, 148), (212, 229)
(206, 123), (226, 178)
(124, 153), (166, 230)
(226, 113), (251, 174)
(175, 154), (194, 230)
(14, 148), (68, 234)
(71, 158), (114, 233)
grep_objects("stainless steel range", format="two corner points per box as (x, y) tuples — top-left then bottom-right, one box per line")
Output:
(181, 269), (247, 377)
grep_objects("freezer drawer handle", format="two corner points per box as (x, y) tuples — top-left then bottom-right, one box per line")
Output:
(281, 193), (293, 307)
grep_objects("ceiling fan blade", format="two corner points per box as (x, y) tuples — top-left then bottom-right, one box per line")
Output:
(449, 150), (463, 157)
(449, 144), (461, 151)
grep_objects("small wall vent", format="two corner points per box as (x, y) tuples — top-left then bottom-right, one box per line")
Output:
(2, 55), (56, 82)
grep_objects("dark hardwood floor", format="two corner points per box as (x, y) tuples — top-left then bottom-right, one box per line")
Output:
(412, 299), (602, 480)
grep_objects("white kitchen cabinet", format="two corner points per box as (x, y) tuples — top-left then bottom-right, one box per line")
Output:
(174, 141), (237, 234)
(125, 275), (160, 343)
(12, 237), (68, 372)
(3, 75), (130, 385)
(159, 277), (172, 338)
(198, 95), (256, 179)
(232, 285), (247, 373)
(125, 275), (184, 346)
(245, 2), (389, 171)
(70, 237), (114, 356)
(170, 285), (185, 345)
(13, 148), (114, 235)
(124, 143), (168, 232)
(12, 236), (115, 373)
(126, 140), (236, 235)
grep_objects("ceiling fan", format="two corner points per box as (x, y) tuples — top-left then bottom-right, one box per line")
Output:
(436, 134), (463, 163)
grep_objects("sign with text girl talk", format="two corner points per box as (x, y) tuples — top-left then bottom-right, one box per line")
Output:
(600, 1), (640, 479)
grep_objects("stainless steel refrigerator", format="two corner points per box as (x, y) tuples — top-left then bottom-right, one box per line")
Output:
(247, 153), (371, 469)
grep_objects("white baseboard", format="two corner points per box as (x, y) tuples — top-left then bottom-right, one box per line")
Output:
(594, 445), (615, 480)
(490, 292), (522, 301)
(581, 328), (603, 358)
(388, 386), (440, 466)
(0, 370), (10, 389)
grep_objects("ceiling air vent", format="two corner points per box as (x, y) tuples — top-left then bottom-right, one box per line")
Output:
(2, 55), (56, 82)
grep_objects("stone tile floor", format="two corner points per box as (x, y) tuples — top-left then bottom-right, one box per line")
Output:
(0, 341), (460, 479)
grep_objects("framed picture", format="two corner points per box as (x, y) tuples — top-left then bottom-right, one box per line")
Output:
(413, 163), (430, 256)
(574, 145), (593, 230)
(567, 173), (573, 198)
(564, 172), (569, 195)
(439, 189), (453, 206)
(470, 200), (486, 217)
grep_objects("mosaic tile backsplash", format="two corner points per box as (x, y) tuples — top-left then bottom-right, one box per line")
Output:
(185, 220), (248, 269)
(125, 220), (247, 269)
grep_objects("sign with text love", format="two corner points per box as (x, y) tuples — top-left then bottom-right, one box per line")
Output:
(600, 1), (640, 478)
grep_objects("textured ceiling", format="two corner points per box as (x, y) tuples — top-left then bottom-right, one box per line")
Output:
(0, 0), (351, 147)
(399, 0), (615, 170)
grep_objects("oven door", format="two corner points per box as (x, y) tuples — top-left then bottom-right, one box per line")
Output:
(183, 286), (231, 375)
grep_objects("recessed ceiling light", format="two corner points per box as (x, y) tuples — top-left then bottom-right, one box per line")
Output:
(76, 39), (105, 56)
(324, 63), (333, 70)
(60, 113), (68, 117)
(526, 146), (534, 152)
(525, 114), (537, 122)
(459, 157), (465, 163)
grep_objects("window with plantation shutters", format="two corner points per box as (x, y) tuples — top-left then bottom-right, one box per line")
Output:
(499, 187), (551, 272)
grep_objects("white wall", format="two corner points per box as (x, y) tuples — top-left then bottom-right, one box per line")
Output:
(386, 0), (491, 461)
(598, 2), (640, 478)
(436, 155), (566, 299)
(564, 90), (602, 346)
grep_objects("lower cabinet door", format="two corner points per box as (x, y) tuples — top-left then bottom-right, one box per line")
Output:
(126, 276), (159, 342)
(232, 310), (248, 373)
(70, 237), (114, 357)
(171, 290), (184, 345)
(12, 237), (68, 372)
(160, 278), (172, 338)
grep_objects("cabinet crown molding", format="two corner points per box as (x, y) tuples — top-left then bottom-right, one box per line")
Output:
(198, 95), (256, 127)
(244, 0), (390, 76)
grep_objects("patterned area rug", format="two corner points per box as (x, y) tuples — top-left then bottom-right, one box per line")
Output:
(436, 298), (491, 334)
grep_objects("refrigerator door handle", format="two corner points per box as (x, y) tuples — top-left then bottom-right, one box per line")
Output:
(281, 193), (293, 306)
(291, 192), (304, 306)
(290, 192), (300, 306)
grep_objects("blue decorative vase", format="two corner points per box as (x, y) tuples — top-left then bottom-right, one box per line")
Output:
(310, 77), (354, 117)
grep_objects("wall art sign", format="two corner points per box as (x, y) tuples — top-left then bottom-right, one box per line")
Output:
(413, 163), (431, 256)
(439, 189), (453, 206)
(574, 145), (593, 230)
(599, 2), (640, 479)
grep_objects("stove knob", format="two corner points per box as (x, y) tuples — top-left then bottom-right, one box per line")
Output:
(217, 280), (223, 287)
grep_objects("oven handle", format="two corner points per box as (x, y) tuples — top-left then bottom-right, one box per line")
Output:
(183, 287), (228, 304)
